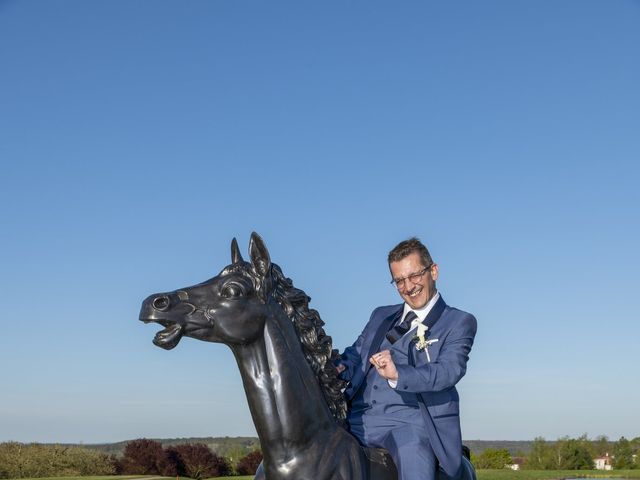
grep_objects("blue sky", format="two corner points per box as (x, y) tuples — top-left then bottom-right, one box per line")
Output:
(1, 0), (639, 444)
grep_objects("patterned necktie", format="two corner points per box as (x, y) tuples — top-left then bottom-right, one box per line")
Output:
(386, 310), (418, 345)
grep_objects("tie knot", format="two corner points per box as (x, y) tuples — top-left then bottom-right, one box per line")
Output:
(402, 310), (418, 326)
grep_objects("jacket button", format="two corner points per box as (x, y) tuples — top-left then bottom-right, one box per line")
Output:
(403, 386), (408, 390)
(373, 385), (378, 390)
(372, 400), (377, 404)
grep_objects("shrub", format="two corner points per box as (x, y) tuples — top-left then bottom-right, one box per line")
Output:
(0, 442), (116, 478)
(120, 438), (164, 474)
(236, 450), (263, 475)
(173, 443), (231, 479)
(472, 448), (512, 469)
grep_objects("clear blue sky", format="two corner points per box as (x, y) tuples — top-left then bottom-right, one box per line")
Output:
(1, 0), (638, 444)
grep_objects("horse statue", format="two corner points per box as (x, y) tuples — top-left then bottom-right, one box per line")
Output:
(140, 232), (477, 480)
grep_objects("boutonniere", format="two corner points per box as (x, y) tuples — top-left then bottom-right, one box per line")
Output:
(413, 324), (439, 362)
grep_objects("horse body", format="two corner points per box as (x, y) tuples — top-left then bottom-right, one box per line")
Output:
(140, 233), (472, 480)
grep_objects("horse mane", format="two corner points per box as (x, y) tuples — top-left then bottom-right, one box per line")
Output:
(268, 263), (348, 423)
(226, 260), (348, 423)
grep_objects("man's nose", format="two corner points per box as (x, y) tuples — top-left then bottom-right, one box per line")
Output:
(406, 279), (421, 291)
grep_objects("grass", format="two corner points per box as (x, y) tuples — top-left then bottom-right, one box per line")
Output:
(477, 470), (640, 480)
(213, 477), (253, 480)
(6, 477), (167, 480)
(8, 476), (255, 480)
(6, 477), (158, 480)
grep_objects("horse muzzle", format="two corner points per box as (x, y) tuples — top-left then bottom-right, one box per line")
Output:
(139, 293), (185, 350)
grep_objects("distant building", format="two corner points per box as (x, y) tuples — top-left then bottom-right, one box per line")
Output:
(509, 457), (525, 471)
(594, 453), (613, 470)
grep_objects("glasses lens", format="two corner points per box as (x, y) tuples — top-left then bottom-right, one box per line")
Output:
(391, 266), (431, 289)
(409, 272), (423, 283)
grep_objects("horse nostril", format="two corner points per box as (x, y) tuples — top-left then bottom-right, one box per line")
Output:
(153, 295), (170, 311)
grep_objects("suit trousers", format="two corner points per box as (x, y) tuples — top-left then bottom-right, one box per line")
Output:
(350, 420), (437, 480)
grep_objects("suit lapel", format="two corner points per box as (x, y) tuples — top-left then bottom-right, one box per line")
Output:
(423, 295), (446, 330)
(366, 306), (403, 364)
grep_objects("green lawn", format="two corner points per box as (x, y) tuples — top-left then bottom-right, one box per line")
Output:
(7, 477), (165, 480)
(7, 477), (254, 480)
(477, 470), (640, 480)
(213, 477), (253, 480)
(225, 471), (640, 480)
(7, 477), (167, 480)
(6, 477), (157, 480)
(211, 477), (252, 480)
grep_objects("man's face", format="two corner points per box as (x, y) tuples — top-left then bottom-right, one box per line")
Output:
(389, 252), (439, 310)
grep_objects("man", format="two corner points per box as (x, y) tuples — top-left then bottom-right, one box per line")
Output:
(337, 238), (477, 480)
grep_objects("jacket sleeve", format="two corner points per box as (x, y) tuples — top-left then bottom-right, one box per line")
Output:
(394, 313), (477, 393)
(335, 307), (381, 383)
(336, 335), (364, 383)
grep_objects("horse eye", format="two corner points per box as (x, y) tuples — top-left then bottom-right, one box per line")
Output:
(221, 282), (244, 298)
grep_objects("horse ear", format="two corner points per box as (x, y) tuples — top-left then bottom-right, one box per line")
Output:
(249, 231), (271, 277)
(231, 237), (243, 263)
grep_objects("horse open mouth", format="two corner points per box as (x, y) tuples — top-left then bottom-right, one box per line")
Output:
(145, 320), (184, 350)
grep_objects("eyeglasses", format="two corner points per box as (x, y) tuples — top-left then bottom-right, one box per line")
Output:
(390, 265), (432, 290)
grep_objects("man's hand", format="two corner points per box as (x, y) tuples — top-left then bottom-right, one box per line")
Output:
(369, 350), (398, 381)
(335, 363), (346, 374)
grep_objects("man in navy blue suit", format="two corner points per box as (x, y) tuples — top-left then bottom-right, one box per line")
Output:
(337, 238), (477, 480)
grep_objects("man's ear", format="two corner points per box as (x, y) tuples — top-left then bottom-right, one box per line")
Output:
(431, 264), (439, 282)
(249, 232), (271, 277)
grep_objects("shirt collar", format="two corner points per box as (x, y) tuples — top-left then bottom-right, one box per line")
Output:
(401, 291), (440, 326)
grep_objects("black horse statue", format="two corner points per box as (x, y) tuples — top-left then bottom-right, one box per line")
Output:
(140, 232), (476, 480)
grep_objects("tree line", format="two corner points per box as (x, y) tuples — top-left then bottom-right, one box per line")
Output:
(472, 435), (640, 470)
(0, 439), (263, 479)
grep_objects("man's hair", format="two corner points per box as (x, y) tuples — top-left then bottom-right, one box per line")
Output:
(388, 237), (433, 267)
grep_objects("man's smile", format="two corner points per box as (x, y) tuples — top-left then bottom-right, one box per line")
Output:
(408, 286), (423, 297)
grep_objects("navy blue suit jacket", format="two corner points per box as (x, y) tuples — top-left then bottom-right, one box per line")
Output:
(340, 296), (477, 477)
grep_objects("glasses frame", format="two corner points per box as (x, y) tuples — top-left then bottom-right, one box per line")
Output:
(390, 265), (433, 290)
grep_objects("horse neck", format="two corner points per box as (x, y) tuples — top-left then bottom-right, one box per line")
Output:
(230, 301), (336, 457)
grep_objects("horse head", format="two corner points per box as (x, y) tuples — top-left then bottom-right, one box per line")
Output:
(139, 232), (274, 350)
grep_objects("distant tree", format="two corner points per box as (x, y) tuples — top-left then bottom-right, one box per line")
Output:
(472, 448), (512, 469)
(173, 443), (231, 479)
(557, 437), (593, 470)
(157, 447), (180, 476)
(109, 454), (123, 475)
(226, 445), (248, 466)
(592, 435), (611, 457)
(632, 437), (640, 469)
(0, 442), (25, 479)
(120, 438), (164, 474)
(613, 437), (634, 469)
(552, 436), (569, 469)
(236, 450), (263, 475)
(524, 437), (556, 470)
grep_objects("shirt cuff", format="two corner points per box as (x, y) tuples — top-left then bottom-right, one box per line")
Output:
(388, 379), (398, 389)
